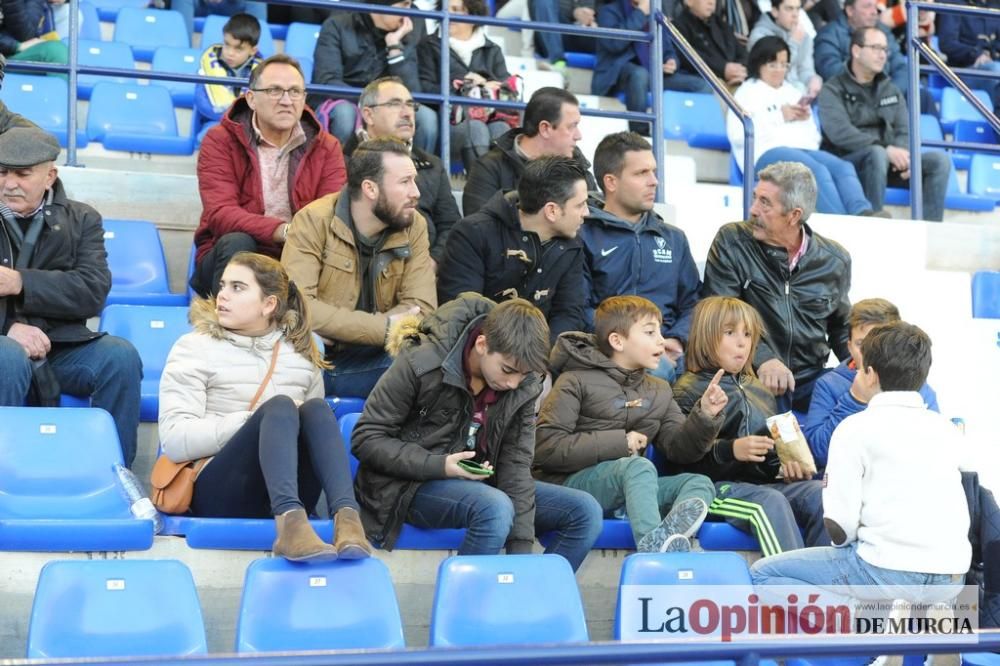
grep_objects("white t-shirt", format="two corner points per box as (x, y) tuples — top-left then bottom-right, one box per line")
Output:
(823, 391), (971, 575)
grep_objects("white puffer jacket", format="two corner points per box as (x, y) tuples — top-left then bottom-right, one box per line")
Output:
(158, 300), (325, 463)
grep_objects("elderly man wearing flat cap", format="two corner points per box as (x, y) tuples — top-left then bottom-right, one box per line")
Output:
(307, 0), (438, 153)
(0, 126), (142, 467)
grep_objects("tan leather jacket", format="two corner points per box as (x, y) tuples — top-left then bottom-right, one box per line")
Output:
(282, 191), (437, 347)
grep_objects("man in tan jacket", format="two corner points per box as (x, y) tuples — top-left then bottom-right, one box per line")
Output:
(282, 137), (436, 398)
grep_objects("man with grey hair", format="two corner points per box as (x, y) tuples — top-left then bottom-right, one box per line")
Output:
(702, 161), (852, 414)
(0, 126), (142, 467)
(342, 77), (460, 265)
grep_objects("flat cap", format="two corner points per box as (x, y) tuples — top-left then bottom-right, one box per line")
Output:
(0, 126), (60, 167)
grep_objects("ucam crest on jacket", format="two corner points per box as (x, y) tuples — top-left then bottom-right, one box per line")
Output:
(580, 204), (701, 342)
(351, 293), (542, 551)
(158, 299), (324, 464)
(194, 96), (347, 264)
(534, 332), (722, 485)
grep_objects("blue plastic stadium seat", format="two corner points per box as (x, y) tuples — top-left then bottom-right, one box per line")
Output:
(151, 46), (201, 108)
(284, 22), (321, 61)
(75, 39), (137, 100)
(663, 90), (730, 151)
(880, 161), (996, 213)
(962, 654), (1000, 666)
(0, 74), (88, 148)
(26, 559), (207, 659)
(201, 14), (276, 58)
(972, 271), (1000, 318)
(430, 554), (589, 646)
(114, 7), (189, 61)
(326, 395), (365, 419)
(103, 219), (188, 306)
(565, 51), (596, 69)
(235, 558), (405, 652)
(954, 120), (999, 171)
(90, 0), (148, 21)
(298, 56), (313, 83)
(939, 87), (994, 134)
(100, 304), (192, 421)
(696, 520), (762, 550)
(969, 153), (1000, 201)
(79, 1), (102, 40)
(87, 82), (195, 155)
(0, 407), (154, 551)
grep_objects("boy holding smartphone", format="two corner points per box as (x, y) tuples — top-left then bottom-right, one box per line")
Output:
(351, 293), (603, 570)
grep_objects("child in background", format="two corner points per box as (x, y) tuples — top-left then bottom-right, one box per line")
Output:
(535, 296), (724, 553)
(752, 322), (968, 605)
(195, 13), (263, 126)
(804, 297), (939, 470)
(672, 296), (829, 557)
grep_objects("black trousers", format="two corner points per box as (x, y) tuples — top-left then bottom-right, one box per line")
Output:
(189, 232), (260, 298)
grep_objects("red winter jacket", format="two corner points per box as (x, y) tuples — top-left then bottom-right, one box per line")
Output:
(194, 97), (347, 263)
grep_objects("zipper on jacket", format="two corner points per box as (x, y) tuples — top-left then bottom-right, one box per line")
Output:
(783, 279), (793, 366)
(735, 374), (751, 438)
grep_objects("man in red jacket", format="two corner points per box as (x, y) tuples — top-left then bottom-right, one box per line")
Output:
(191, 53), (347, 297)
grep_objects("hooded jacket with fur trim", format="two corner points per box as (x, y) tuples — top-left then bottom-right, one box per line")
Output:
(158, 299), (324, 463)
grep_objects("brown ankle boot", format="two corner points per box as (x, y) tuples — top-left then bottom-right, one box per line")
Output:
(273, 508), (338, 562)
(333, 507), (372, 559)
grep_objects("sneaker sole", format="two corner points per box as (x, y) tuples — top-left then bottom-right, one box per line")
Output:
(660, 497), (709, 539)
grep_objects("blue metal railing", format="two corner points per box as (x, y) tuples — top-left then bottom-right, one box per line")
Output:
(906, 0), (1000, 220)
(8, 631), (1000, 665)
(5, 0), (669, 196)
(656, 12), (754, 218)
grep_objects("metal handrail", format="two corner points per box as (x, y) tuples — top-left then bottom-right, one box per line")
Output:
(906, 0), (1000, 219)
(10, 0), (663, 186)
(656, 13), (754, 218)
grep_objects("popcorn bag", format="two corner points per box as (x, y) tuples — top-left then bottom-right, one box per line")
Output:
(766, 411), (817, 477)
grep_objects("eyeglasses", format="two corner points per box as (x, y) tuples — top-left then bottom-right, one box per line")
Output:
(250, 86), (306, 100)
(861, 44), (889, 53)
(368, 99), (421, 111)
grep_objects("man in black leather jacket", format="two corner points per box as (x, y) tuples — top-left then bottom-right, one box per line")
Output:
(702, 161), (851, 412)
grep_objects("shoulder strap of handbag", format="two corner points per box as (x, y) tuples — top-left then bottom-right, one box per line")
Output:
(248, 340), (282, 411)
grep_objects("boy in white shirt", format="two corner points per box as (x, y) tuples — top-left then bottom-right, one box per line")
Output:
(750, 321), (969, 601)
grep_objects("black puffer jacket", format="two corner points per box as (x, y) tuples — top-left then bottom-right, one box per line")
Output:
(534, 332), (722, 485)
(343, 132), (460, 262)
(436, 191), (585, 343)
(0, 179), (110, 343)
(351, 293), (542, 551)
(701, 221), (851, 388)
(671, 369), (781, 483)
(461, 128), (599, 215)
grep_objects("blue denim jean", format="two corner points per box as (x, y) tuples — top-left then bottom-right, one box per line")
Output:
(751, 542), (964, 604)
(323, 344), (394, 398)
(841, 146), (951, 222)
(0, 334), (142, 466)
(755, 147), (872, 215)
(407, 479), (603, 571)
(327, 102), (439, 154)
(564, 456), (715, 544)
(172, 0), (268, 37)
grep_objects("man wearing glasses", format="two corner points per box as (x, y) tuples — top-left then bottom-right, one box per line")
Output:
(342, 77), (461, 268)
(191, 54), (348, 297)
(818, 27), (950, 221)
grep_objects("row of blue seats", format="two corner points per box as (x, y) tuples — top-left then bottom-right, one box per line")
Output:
(0, 404), (758, 552)
(25, 552), (777, 658)
(27, 554), (999, 666)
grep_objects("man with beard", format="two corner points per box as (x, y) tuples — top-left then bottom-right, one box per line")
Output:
(282, 137), (436, 398)
(701, 161), (852, 413)
(342, 77), (460, 267)
(192, 54), (347, 297)
(581, 132), (701, 384)
(437, 156), (589, 344)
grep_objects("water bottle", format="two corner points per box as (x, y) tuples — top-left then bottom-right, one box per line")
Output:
(113, 463), (163, 534)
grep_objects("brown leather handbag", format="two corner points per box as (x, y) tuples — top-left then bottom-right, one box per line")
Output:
(150, 341), (282, 514)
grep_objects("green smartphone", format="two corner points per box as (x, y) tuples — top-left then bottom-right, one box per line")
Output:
(457, 459), (494, 476)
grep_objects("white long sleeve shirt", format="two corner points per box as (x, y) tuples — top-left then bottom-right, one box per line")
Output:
(727, 78), (822, 173)
(823, 391), (971, 575)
